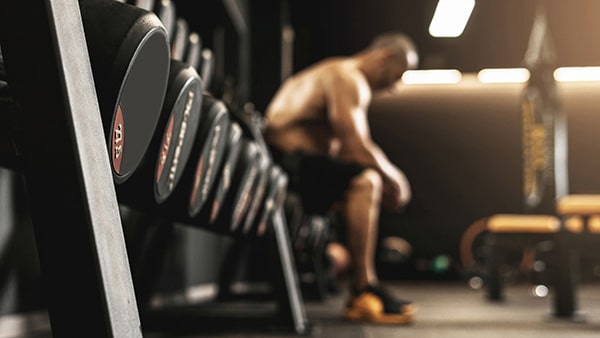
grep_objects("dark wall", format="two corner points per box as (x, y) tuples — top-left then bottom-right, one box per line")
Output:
(369, 79), (600, 264)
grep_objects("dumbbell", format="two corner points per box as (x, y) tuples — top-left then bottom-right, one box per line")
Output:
(80, 0), (174, 182)
(200, 49), (215, 93)
(126, 0), (183, 61)
(294, 215), (329, 254)
(238, 151), (270, 235)
(127, 0), (175, 44)
(116, 60), (203, 207)
(209, 100), (276, 234)
(125, 0), (154, 11)
(156, 95), (231, 221)
(171, 18), (188, 61)
(208, 134), (262, 234)
(252, 166), (289, 237)
(153, 0), (176, 40)
(184, 33), (202, 70)
(183, 121), (242, 228)
(187, 96), (232, 216)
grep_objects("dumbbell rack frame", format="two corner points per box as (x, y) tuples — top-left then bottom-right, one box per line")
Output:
(142, 208), (310, 335)
(0, 1), (142, 337)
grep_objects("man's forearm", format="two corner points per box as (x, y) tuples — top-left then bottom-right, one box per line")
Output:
(339, 141), (399, 182)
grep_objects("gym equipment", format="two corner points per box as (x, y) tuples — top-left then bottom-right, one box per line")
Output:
(187, 96), (232, 217)
(189, 122), (243, 227)
(184, 33), (202, 70)
(252, 166), (288, 237)
(210, 137), (261, 233)
(239, 152), (270, 235)
(0, 0), (142, 335)
(128, 0), (175, 45)
(2, 0), (311, 335)
(153, 0), (176, 40)
(294, 214), (332, 301)
(477, 5), (577, 320)
(200, 49), (215, 93)
(171, 18), (188, 61)
(157, 95), (231, 222)
(126, 0), (154, 11)
(79, 0), (170, 183)
(117, 60), (203, 206)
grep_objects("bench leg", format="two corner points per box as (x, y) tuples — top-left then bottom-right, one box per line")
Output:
(552, 232), (577, 318)
(484, 234), (504, 301)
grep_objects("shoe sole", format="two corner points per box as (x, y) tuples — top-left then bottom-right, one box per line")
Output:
(344, 307), (414, 324)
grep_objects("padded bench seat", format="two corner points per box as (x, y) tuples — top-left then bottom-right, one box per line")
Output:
(557, 194), (600, 216)
(486, 214), (585, 233)
(487, 214), (560, 233)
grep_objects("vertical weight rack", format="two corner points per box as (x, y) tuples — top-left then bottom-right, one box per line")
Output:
(0, 0), (310, 336)
(0, 1), (142, 337)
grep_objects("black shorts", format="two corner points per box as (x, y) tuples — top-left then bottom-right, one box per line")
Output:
(269, 145), (366, 214)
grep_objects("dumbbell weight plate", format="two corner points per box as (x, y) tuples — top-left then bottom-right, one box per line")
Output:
(240, 152), (270, 235)
(79, 0), (170, 183)
(188, 96), (231, 216)
(154, 61), (203, 202)
(211, 139), (261, 233)
(153, 95), (230, 221)
(116, 60), (203, 207)
(190, 122), (243, 227)
(256, 166), (288, 237)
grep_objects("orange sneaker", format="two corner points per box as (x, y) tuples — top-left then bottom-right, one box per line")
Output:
(344, 284), (415, 324)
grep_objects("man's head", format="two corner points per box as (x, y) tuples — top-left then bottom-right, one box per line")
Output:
(361, 32), (419, 90)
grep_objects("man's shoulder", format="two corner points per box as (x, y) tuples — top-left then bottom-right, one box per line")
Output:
(317, 62), (364, 88)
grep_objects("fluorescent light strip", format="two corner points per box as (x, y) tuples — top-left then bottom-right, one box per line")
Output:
(402, 69), (462, 85)
(477, 68), (530, 83)
(429, 0), (475, 38)
(554, 67), (600, 82)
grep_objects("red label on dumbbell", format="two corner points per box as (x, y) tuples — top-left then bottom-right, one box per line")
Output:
(233, 166), (258, 228)
(190, 155), (204, 208)
(112, 105), (125, 174)
(156, 115), (175, 183)
(243, 175), (267, 233)
(189, 123), (225, 215)
(211, 199), (220, 223)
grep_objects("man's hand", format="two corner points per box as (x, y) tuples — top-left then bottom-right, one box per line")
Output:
(381, 168), (411, 212)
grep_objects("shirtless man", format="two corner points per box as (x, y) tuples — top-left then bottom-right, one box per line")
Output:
(264, 32), (418, 324)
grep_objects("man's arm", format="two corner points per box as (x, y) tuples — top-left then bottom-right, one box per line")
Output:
(327, 74), (411, 211)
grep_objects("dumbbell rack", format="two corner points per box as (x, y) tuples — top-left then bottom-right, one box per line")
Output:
(0, 1), (309, 336)
(0, 1), (142, 337)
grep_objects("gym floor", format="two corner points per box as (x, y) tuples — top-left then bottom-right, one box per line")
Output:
(141, 281), (600, 338)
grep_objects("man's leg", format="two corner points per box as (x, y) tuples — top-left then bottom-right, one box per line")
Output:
(343, 168), (414, 324)
(344, 168), (382, 289)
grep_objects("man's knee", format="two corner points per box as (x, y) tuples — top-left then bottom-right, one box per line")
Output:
(350, 168), (383, 198)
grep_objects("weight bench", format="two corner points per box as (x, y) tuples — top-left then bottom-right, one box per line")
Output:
(483, 214), (580, 317)
(476, 4), (587, 320)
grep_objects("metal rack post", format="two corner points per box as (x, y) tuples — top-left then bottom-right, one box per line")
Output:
(0, 1), (142, 336)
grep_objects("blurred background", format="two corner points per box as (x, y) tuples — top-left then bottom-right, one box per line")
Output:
(172, 0), (600, 279)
